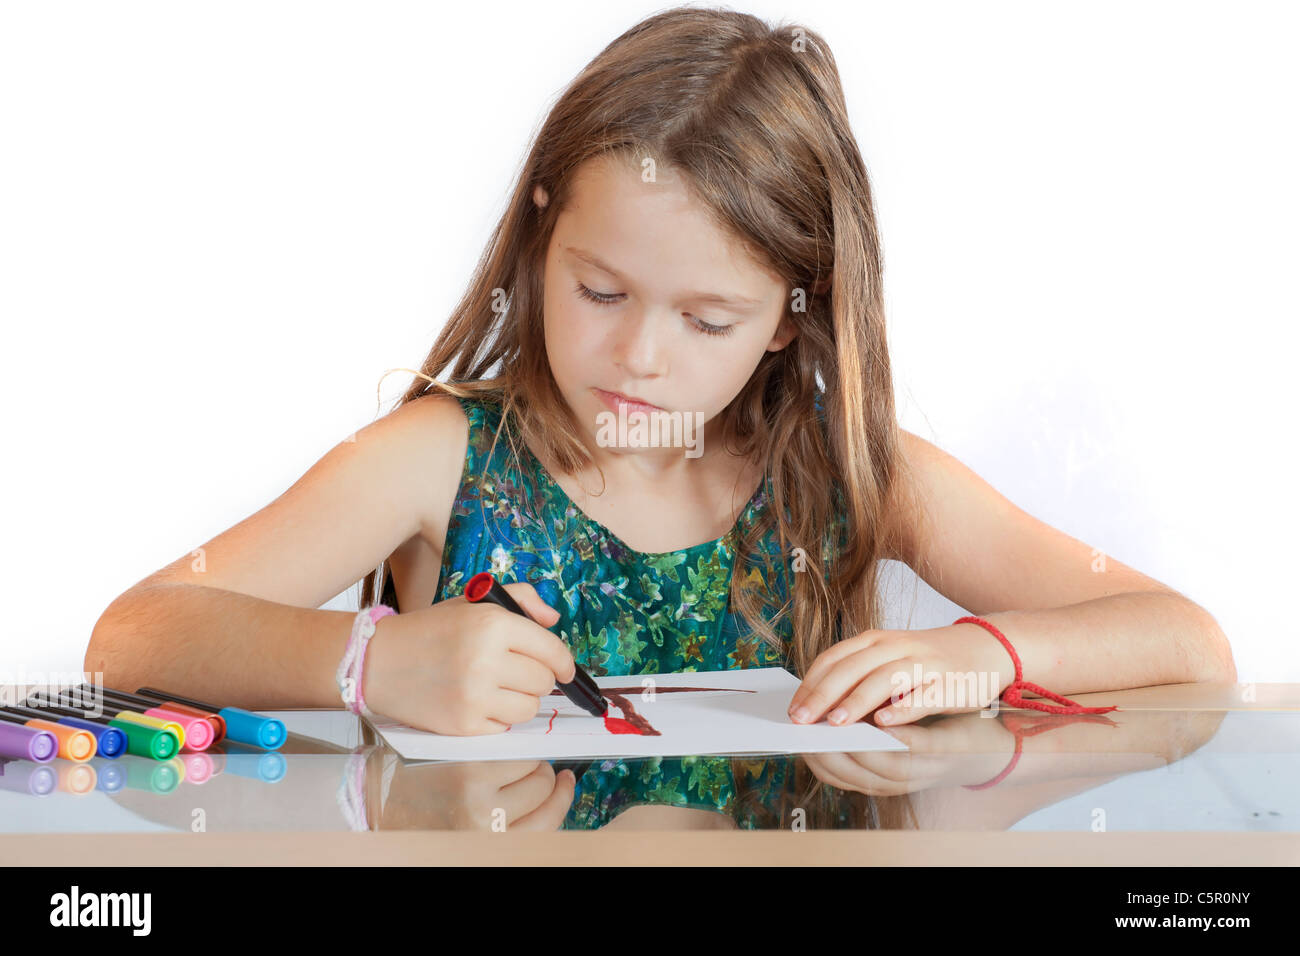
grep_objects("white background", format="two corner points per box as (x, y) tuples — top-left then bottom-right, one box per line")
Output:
(2, 0), (1296, 684)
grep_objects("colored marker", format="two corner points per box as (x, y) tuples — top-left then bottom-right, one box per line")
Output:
(30, 690), (187, 749)
(0, 708), (95, 762)
(68, 686), (224, 749)
(70, 686), (214, 751)
(135, 687), (285, 750)
(73, 685), (226, 745)
(465, 571), (608, 717)
(20, 696), (178, 760)
(36, 691), (189, 749)
(0, 704), (125, 758)
(0, 720), (58, 763)
(0, 757), (57, 795)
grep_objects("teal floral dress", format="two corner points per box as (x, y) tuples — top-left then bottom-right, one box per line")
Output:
(432, 392), (859, 829)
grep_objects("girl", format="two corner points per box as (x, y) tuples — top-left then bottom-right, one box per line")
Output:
(87, 8), (1233, 828)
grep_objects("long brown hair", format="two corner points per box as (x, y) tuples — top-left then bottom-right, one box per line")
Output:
(360, 4), (922, 831)
(362, 6), (918, 673)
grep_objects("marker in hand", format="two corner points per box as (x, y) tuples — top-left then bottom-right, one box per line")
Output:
(464, 571), (608, 718)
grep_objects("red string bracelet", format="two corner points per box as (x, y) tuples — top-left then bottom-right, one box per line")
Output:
(963, 710), (1120, 790)
(952, 614), (1120, 789)
(953, 615), (1120, 716)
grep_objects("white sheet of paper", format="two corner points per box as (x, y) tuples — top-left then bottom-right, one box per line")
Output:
(366, 667), (908, 761)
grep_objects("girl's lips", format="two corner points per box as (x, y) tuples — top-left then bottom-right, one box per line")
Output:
(594, 388), (664, 414)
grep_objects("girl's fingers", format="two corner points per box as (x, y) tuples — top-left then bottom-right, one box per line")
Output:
(876, 686), (923, 726)
(493, 761), (566, 824)
(789, 648), (911, 724)
(805, 751), (913, 794)
(790, 632), (894, 709)
(510, 769), (578, 831)
(498, 650), (562, 698)
(487, 688), (548, 727)
(799, 754), (862, 794)
(820, 665), (919, 727)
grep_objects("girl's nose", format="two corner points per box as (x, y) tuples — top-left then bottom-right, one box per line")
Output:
(612, 309), (673, 377)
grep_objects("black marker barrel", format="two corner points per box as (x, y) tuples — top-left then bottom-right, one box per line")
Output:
(76, 684), (227, 744)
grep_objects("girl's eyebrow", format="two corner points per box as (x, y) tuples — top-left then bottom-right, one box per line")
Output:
(563, 244), (762, 309)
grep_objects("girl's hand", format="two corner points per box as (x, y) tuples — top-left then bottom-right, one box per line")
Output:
(802, 712), (1018, 796)
(379, 759), (578, 831)
(787, 624), (1011, 728)
(365, 582), (573, 735)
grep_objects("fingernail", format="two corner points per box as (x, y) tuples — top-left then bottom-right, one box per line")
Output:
(829, 708), (846, 724)
(878, 710), (892, 723)
(793, 707), (810, 722)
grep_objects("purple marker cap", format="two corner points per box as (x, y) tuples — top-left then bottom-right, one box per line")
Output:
(0, 721), (58, 763)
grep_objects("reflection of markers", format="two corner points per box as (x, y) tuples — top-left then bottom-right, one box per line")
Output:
(1, 704), (125, 758)
(74, 685), (227, 745)
(70, 686), (214, 751)
(135, 687), (285, 751)
(0, 708), (95, 762)
(56, 761), (98, 794)
(0, 757), (57, 795)
(38, 688), (190, 750)
(464, 571), (608, 718)
(210, 739), (287, 783)
(116, 754), (181, 794)
(178, 752), (215, 784)
(90, 757), (126, 793)
(0, 719), (58, 763)
(20, 697), (178, 760)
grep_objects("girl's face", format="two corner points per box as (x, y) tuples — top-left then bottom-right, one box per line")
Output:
(537, 153), (797, 462)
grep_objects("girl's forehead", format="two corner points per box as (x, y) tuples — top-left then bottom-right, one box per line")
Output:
(556, 159), (780, 290)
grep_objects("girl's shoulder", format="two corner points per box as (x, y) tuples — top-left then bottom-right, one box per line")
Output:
(379, 392), (475, 610)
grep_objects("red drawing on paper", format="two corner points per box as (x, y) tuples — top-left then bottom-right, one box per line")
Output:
(524, 685), (757, 738)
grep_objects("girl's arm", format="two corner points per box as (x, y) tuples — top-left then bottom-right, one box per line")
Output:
(789, 429), (1235, 728)
(890, 428), (1236, 689)
(84, 394), (469, 711)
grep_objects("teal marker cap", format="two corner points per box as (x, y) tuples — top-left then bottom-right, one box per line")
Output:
(217, 707), (285, 750)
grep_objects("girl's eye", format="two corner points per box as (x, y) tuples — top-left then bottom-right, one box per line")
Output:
(573, 281), (734, 338)
(574, 281), (622, 306)
(690, 317), (734, 337)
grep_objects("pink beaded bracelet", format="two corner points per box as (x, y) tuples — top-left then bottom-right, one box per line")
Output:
(335, 605), (396, 718)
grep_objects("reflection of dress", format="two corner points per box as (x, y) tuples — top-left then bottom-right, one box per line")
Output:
(430, 390), (856, 829)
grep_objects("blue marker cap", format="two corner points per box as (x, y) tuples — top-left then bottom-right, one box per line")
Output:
(53, 715), (126, 758)
(217, 707), (286, 750)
